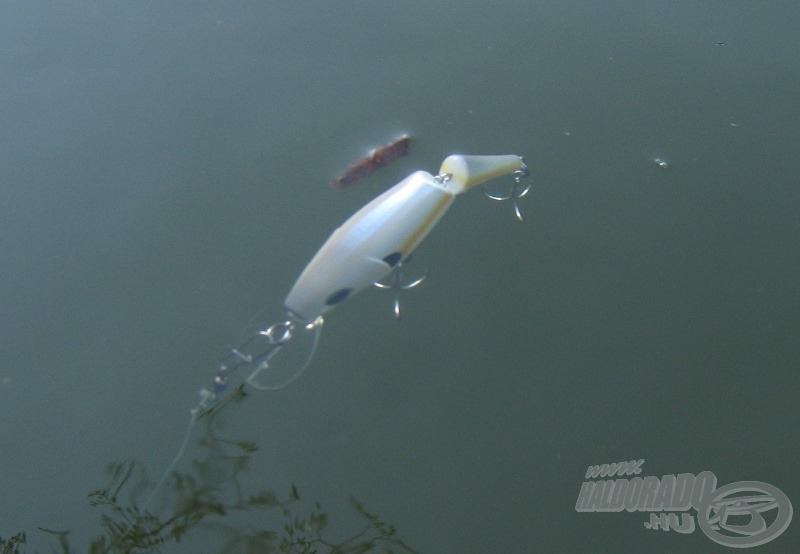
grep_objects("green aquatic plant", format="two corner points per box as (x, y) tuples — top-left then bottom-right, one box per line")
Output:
(1, 386), (418, 553)
(0, 532), (26, 554)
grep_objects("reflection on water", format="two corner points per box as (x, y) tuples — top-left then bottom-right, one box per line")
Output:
(1, 386), (419, 553)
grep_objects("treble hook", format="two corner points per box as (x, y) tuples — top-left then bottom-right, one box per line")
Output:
(373, 256), (427, 318)
(482, 164), (531, 221)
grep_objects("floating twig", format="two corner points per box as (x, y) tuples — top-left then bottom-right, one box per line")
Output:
(331, 134), (410, 190)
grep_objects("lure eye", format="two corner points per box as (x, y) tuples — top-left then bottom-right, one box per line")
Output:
(324, 288), (353, 306)
(382, 252), (402, 267)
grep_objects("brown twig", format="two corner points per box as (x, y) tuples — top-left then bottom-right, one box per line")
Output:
(330, 134), (410, 189)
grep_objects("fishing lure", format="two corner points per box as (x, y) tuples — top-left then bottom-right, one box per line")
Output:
(142, 153), (530, 510)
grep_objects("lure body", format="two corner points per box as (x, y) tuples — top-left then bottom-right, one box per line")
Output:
(286, 170), (452, 323)
(285, 154), (525, 324)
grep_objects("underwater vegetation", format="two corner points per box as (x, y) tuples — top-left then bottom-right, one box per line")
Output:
(1, 387), (418, 554)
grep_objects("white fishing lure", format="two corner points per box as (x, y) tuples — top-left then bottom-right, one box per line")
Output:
(286, 154), (527, 323)
(206, 153), (530, 395)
